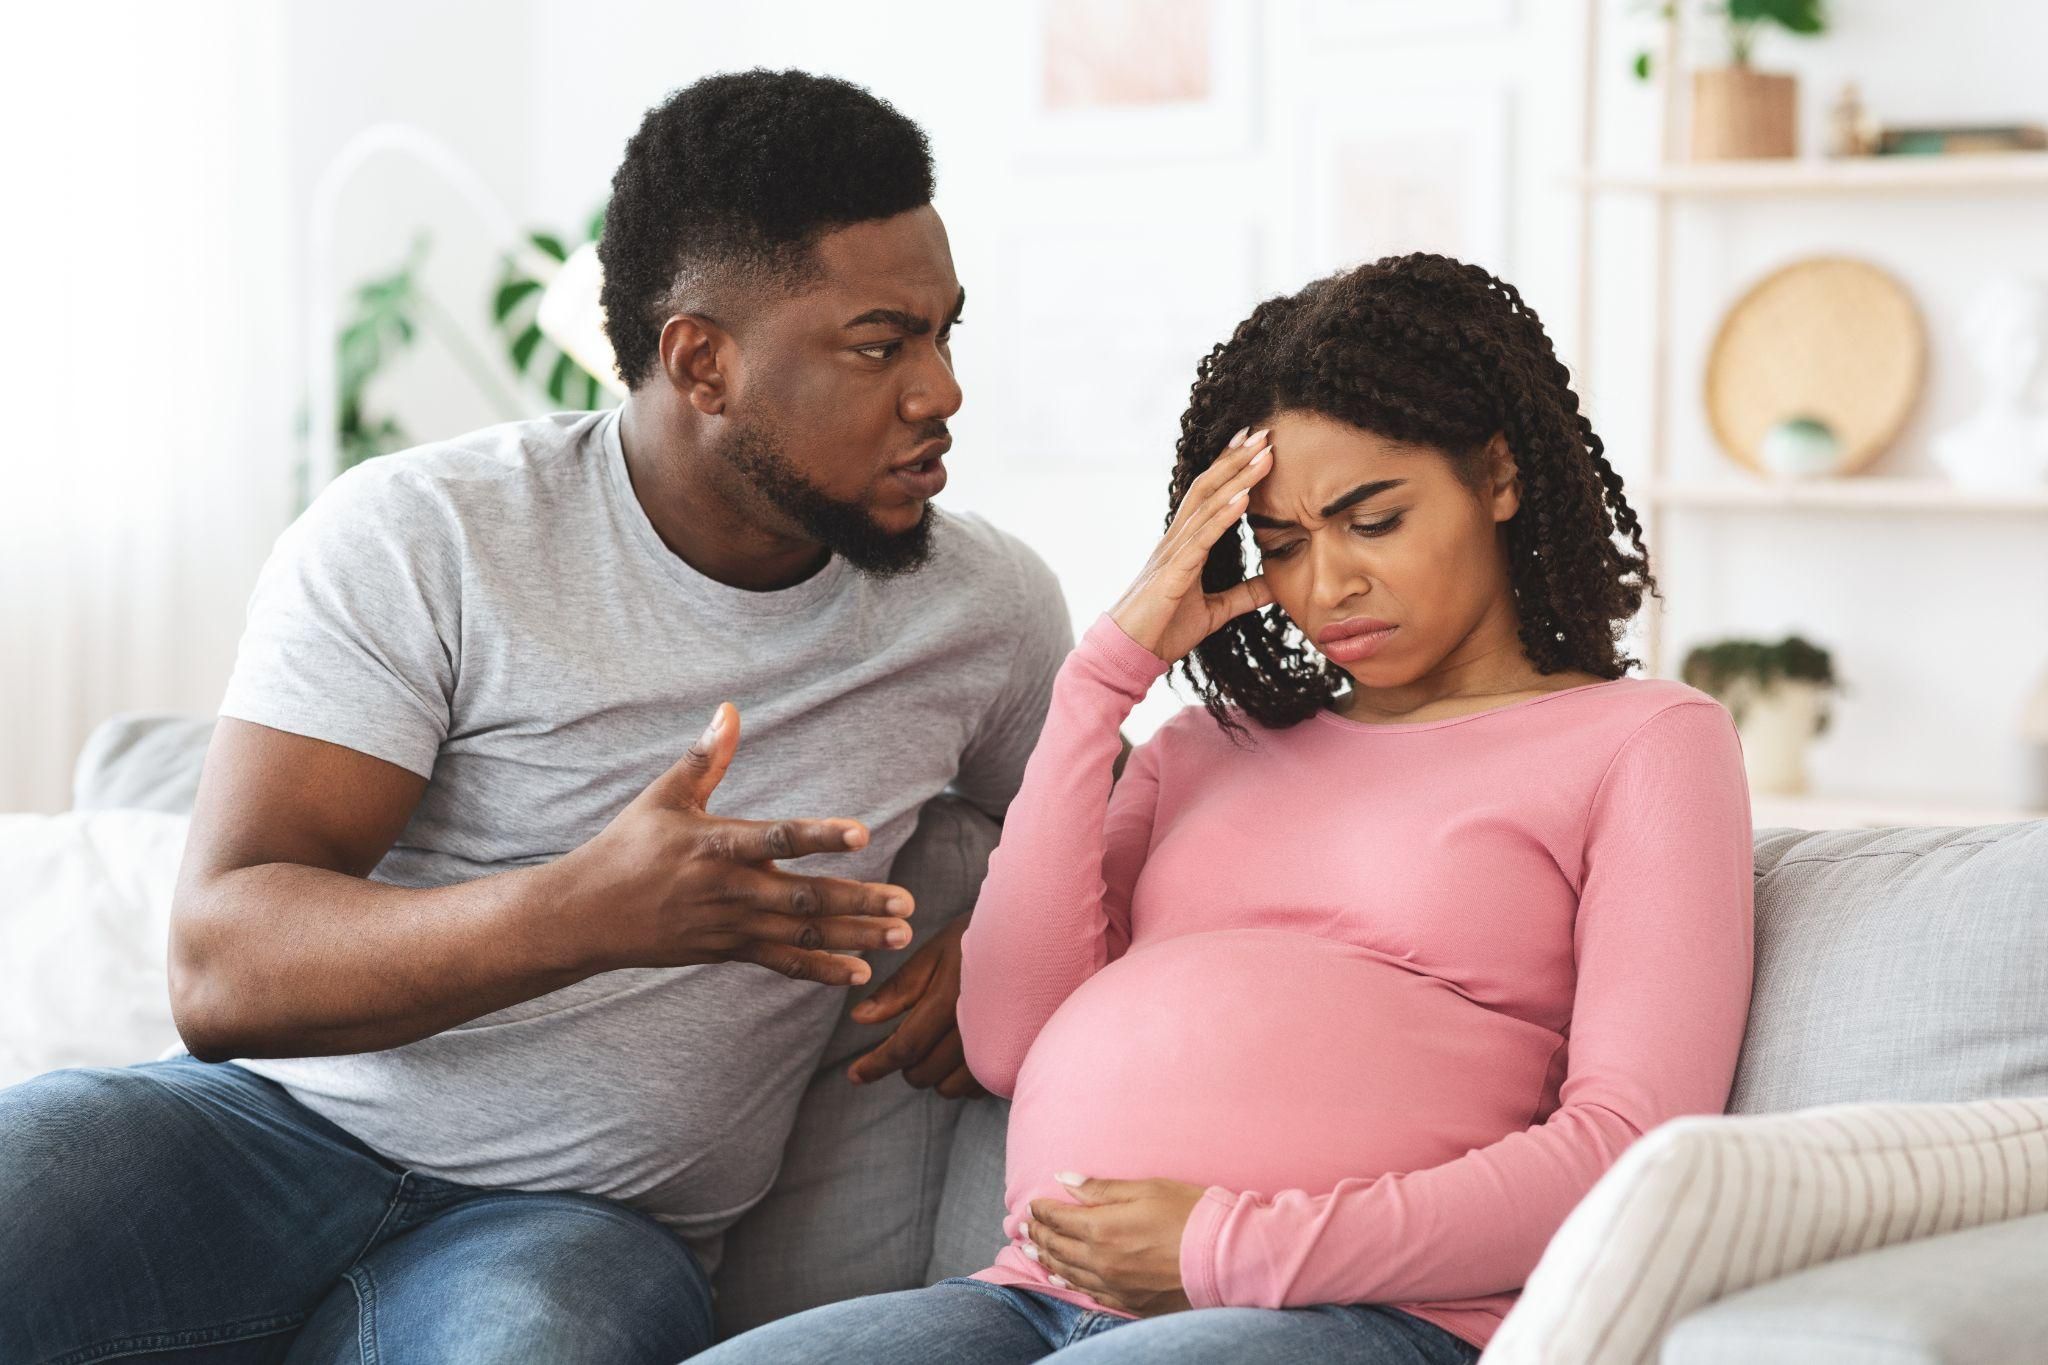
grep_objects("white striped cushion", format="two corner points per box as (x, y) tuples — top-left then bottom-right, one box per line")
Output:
(1480, 1097), (2048, 1365)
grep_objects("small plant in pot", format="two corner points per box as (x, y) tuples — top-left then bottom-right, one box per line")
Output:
(1633, 0), (1829, 160)
(1682, 634), (1842, 794)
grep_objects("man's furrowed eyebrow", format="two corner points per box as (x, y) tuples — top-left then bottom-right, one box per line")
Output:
(841, 288), (968, 335)
(1245, 479), (1408, 531)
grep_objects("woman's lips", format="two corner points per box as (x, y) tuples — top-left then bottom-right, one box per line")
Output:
(1317, 617), (1398, 664)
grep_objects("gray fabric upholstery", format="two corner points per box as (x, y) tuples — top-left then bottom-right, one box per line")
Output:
(71, 713), (215, 813)
(69, 713), (2048, 1351)
(712, 794), (1003, 1338)
(925, 1093), (1011, 1283)
(1659, 1210), (2048, 1365)
(1729, 820), (2048, 1114)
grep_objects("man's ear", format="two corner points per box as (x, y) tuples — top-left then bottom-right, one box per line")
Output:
(657, 314), (732, 416)
(1486, 431), (1520, 522)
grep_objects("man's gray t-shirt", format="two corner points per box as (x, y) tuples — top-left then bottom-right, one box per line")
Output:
(218, 406), (1072, 1277)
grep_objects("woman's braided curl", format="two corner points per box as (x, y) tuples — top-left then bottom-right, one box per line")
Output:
(1166, 253), (1658, 743)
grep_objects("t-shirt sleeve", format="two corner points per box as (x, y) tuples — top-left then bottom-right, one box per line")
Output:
(216, 462), (461, 780)
(948, 534), (1076, 820)
(1178, 698), (1756, 1309)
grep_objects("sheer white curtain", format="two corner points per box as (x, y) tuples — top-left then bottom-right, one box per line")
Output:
(0, 4), (296, 811)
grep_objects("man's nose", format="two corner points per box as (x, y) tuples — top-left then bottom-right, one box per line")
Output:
(902, 347), (963, 424)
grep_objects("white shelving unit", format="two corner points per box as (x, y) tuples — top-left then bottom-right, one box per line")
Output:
(1571, 0), (2048, 829)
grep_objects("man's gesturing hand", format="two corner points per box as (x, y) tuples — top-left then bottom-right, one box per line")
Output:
(565, 702), (914, 983)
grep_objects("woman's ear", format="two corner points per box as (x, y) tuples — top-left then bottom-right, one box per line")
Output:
(1486, 431), (1520, 522)
(657, 313), (732, 416)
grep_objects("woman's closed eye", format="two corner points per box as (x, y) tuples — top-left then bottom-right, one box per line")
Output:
(1255, 514), (1404, 559)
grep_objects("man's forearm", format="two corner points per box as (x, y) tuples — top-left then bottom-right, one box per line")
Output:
(170, 855), (601, 1061)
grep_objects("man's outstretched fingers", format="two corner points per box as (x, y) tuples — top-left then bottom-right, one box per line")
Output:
(740, 898), (913, 954)
(733, 942), (871, 986)
(716, 816), (870, 864)
(649, 702), (741, 808)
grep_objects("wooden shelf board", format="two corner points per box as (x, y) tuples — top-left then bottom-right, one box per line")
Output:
(1752, 792), (2046, 831)
(1575, 152), (2048, 197)
(1640, 478), (2048, 513)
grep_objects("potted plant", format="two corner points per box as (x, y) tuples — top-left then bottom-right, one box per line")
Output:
(1681, 634), (1842, 794)
(1634, 1), (1828, 161)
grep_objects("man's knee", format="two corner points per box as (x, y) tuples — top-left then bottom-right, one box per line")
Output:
(291, 1194), (714, 1365)
(0, 1067), (183, 1231)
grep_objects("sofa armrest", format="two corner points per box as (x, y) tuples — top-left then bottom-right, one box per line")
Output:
(1659, 1209), (2048, 1365)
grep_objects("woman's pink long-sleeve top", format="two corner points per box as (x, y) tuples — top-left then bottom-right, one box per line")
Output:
(956, 612), (1755, 1352)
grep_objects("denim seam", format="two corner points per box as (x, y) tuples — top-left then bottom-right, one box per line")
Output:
(349, 1265), (380, 1365)
(42, 1314), (304, 1365)
(347, 1171), (413, 1269)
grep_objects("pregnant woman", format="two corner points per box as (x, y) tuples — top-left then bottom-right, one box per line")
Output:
(692, 252), (1755, 1363)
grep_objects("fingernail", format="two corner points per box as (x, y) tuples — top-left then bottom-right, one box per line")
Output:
(843, 826), (865, 849)
(887, 926), (911, 946)
(1251, 427), (1270, 444)
(1055, 1171), (1086, 1186)
(1023, 1244), (1040, 1261)
(1049, 1275), (1070, 1289)
(698, 706), (724, 746)
(1020, 1220), (1032, 1237)
(1229, 425), (1250, 447)
(888, 895), (911, 913)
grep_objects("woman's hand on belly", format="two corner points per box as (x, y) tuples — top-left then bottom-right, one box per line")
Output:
(1024, 1173), (1206, 1317)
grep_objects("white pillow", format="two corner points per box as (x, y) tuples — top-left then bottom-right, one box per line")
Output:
(0, 809), (191, 1088)
(1481, 1096), (2048, 1365)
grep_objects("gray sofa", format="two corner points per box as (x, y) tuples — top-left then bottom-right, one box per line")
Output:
(68, 715), (2048, 1362)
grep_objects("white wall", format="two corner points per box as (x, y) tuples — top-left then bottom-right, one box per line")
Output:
(4, 0), (2044, 813)
(0, 4), (295, 811)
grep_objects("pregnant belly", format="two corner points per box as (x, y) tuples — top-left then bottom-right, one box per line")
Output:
(1005, 927), (1561, 1210)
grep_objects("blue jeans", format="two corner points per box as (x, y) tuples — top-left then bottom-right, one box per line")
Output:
(694, 1276), (1484, 1364)
(0, 1055), (714, 1364)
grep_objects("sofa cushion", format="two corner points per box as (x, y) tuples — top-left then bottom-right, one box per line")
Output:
(926, 1092), (1011, 1283)
(1482, 1095), (2048, 1365)
(71, 713), (215, 814)
(712, 793), (1003, 1338)
(1660, 1209), (2048, 1365)
(1730, 819), (2048, 1113)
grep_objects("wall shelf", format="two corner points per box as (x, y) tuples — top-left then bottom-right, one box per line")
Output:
(1572, 150), (2048, 197)
(1753, 792), (2045, 831)
(1641, 478), (2048, 514)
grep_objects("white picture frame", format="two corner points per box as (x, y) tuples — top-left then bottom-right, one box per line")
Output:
(1291, 83), (1513, 282)
(1309, 0), (1517, 40)
(1023, 0), (1260, 163)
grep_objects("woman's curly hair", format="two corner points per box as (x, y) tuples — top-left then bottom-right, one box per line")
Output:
(1169, 252), (1657, 742)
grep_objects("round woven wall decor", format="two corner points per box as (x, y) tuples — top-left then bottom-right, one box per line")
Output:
(1703, 256), (1926, 476)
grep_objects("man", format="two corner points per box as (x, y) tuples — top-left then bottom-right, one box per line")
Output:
(0, 69), (1071, 1363)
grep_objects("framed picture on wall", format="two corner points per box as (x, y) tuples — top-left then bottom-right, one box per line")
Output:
(1308, 0), (1517, 39)
(1024, 0), (1259, 161)
(1291, 84), (1513, 281)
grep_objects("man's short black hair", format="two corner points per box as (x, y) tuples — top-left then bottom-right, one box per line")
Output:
(598, 68), (937, 389)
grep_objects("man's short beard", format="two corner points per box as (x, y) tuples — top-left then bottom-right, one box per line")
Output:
(719, 417), (935, 578)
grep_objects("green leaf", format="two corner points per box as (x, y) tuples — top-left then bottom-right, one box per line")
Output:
(492, 277), (542, 322)
(583, 372), (602, 408)
(510, 323), (544, 373)
(1633, 50), (1652, 80)
(529, 231), (568, 262)
(546, 351), (576, 404)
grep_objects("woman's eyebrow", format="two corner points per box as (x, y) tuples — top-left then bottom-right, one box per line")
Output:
(1246, 478), (1407, 529)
